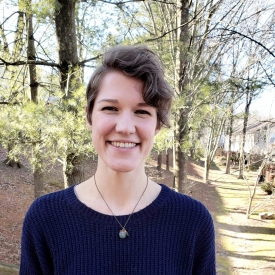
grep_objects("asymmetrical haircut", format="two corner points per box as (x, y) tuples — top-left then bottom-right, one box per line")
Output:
(86, 45), (174, 128)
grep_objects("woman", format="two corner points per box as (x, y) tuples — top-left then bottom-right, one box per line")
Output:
(20, 45), (216, 274)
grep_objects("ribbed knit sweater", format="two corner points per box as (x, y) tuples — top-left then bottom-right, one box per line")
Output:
(20, 184), (216, 275)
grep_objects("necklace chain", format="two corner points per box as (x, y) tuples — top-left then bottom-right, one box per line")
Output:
(94, 175), (148, 238)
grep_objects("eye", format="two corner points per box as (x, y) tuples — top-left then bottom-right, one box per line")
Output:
(135, 109), (151, 115)
(102, 106), (118, 112)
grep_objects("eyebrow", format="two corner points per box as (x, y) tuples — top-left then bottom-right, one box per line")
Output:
(97, 99), (118, 104)
(97, 99), (150, 107)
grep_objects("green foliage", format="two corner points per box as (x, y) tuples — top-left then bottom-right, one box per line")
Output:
(0, 85), (94, 173)
(261, 182), (274, 195)
(192, 139), (204, 160)
(199, 84), (212, 99)
(1, 0), (272, 188)
(19, 0), (58, 19)
(153, 128), (173, 153)
(180, 138), (191, 153)
(44, 85), (95, 163)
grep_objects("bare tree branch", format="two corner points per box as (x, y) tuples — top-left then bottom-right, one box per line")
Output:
(0, 11), (24, 28)
(258, 61), (275, 87)
(98, 0), (176, 5)
(220, 28), (275, 59)
(0, 58), (60, 67)
(0, 101), (20, 105)
(78, 54), (102, 65)
(0, 56), (101, 67)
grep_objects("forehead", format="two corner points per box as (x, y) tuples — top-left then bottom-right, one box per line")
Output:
(96, 71), (144, 101)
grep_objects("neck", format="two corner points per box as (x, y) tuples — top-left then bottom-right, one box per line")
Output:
(76, 158), (161, 215)
(94, 172), (148, 215)
(94, 169), (148, 206)
(94, 156), (148, 201)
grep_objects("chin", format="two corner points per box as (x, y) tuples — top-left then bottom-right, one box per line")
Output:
(109, 166), (136, 173)
(107, 162), (140, 173)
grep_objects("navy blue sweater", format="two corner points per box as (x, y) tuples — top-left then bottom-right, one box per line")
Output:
(20, 184), (216, 274)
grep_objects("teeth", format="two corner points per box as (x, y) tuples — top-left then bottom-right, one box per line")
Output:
(111, 142), (136, 148)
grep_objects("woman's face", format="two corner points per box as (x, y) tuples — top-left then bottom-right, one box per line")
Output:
(87, 71), (159, 173)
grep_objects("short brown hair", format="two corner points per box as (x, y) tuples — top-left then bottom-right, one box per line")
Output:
(86, 45), (174, 128)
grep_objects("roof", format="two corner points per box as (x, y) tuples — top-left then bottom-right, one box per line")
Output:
(233, 120), (275, 135)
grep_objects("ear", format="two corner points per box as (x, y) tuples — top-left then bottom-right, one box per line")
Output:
(85, 106), (92, 130)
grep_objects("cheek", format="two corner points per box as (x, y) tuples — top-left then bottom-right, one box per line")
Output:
(91, 116), (114, 139)
(139, 124), (157, 142)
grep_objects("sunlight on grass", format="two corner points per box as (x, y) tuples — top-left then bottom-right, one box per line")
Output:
(216, 174), (275, 274)
(211, 167), (275, 274)
(216, 255), (232, 275)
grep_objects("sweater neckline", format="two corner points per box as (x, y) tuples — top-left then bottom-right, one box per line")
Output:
(64, 183), (172, 226)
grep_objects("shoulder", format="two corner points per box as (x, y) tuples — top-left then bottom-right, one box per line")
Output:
(32, 186), (71, 207)
(24, 186), (74, 224)
(160, 184), (213, 224)
(162, 184), (210, 211)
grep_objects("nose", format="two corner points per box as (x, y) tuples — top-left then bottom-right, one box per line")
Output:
(115, 112), (136, 135)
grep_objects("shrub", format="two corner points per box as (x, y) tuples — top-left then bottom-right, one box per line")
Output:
(261, 182), (274, 195)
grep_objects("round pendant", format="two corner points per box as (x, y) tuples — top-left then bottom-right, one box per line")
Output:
(119, 229), (127, 239)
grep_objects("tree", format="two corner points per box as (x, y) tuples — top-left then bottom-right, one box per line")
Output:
(1, 0), (275, 193)
(200, 83), (228, 182)
(55, 0), (80, 93)
(238, 79), (263, 179)
(0, 0), (92, 190)
(26, 0), (45, 198)
(53, 0), (84, 187)
(124, 0), (268, 192)
(153, 128), (173, 175)
(1, 1), (26, 168)
(122, 0), (229, 192)
(224, 102), (234, 174)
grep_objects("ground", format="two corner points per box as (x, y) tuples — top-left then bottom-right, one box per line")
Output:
(0, 147), (275, 275)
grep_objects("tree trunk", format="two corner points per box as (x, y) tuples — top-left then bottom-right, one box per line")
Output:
(4, 143), (21, 168)
(4, 5), (25, 168)
(63, 156), (69, 189)
(203, 157), (210, 183)
(55, 0), (79, 94)
(157, 153), (162, 172)
(225, 151), (231, 174)
(203, 108), (226, 183)
(174, 145), (187, 193)
(63, 153), (84, 188)
(173, 0), (190, 193)
(174, 108), (189, 193)
(33, 154), (43, 198)
(190, 148), (195, 159)
(55, 0), (83, 187)
(27, 5), (38, 103)
(166, 150), (169, 171)
(225, 106), (234, 174)
(238, 89), (253, 179)
(75, 6), (85, 83)
(11, 8), (25, 61)
(27, 2), (44, 198)
(246, 159), (266, 218)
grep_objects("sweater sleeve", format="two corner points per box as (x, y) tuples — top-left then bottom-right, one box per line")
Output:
(19, 199), (54, 275)
(192, 207), (216, 274)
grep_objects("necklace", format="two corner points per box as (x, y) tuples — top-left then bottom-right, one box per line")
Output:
(94, 175), (148, 239)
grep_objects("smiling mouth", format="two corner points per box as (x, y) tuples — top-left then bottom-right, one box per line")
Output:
(110, 141), (137, 148)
